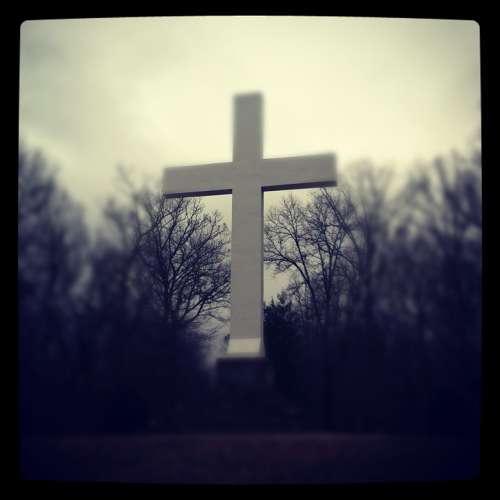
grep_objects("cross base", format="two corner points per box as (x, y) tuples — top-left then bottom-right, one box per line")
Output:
(216, 355), (274, 392)
(212, 354), (318, 432)
(212, 355), (303, 432)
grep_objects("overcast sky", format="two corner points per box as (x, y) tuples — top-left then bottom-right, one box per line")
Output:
(19, 16), (481, 303)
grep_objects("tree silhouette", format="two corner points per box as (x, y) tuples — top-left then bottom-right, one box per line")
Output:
(18, 147), (89, 434)
(263, 148), (481, 435)
(264, 187), (360, 428)
(18, 147), (232, 435)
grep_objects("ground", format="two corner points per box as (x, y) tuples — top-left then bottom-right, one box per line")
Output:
(21, 433), (479, 484)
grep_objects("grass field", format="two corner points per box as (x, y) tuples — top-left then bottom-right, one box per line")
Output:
(21, 433), (479, 484)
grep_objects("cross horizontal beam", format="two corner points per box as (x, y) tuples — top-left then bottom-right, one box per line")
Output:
(163, 162), (234, 198)
(260, 154), (336, 192)
(163, 154), (336, 198)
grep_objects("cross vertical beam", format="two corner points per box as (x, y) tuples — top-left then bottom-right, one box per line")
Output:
(230, 182), (264, 354)
(230, 93), (265, 356)
(233, 93), (263, 162)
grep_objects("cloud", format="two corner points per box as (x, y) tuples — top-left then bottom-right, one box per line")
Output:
(19, 17), (480, 300)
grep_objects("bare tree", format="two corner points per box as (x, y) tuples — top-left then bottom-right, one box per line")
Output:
(264, 188), (357, 332)
(85, 170), (231, 336)
(76, 170), (232, 432)
(263, 164), (407, 430)
(264, 187), (359, 427)
(18, 146), (89, 433)
(391, 149), (482, 433)
(130, 188), (231, 332)
(262, 142), (482, 434)
(18, 147), (88, 370)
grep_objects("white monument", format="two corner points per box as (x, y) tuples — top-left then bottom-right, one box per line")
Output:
(164, 93), (336, 359)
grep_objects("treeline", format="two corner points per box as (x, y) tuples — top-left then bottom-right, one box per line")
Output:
(263, 149), (482, 436)
(18, 148), (231, 435)
(18, 143), (481, 436)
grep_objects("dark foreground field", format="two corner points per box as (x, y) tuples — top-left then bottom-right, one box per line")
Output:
(21, 433), (479, 484)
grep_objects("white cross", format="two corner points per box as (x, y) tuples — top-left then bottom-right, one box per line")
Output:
(164, 93), (336, 358)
